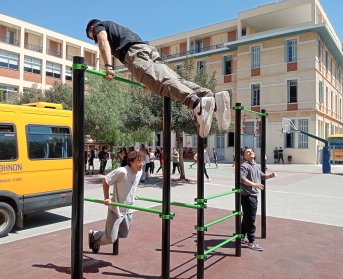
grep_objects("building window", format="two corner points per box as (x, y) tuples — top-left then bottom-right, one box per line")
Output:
(324, 123), (329, 139)
(192, 134), (197, 148)
(0, 123), (17, 161)
(197, 60), (205, 72)
(0, 84), (17, 102)
(284, 119), (295, 148)
(325, 51), (328, 70)
(325, 86), (328, 108)
(0, 50), (19, 70)
(26, 125), (72, 160)
(318, 81), (323, 104)
(65, 66), (72, 81)
(298, 120), (308, 148)
(251, 84), (260, 106)
(228, 89), (233, 109)
(223, 55), (232, 75)
(195, 40), (203, 53)
(190, 42), (194, 54)
(242, 27), (246, 36)
(288, 80), (297, 103)
(331, 91), (333, 111)
(286, 39), (297, 62)
(24, 57), (41, 74)
(318, 40), (322, 61)
(251, 46), (260, 68)
(46, 62), (61, 79)
(227, 132), (234, 147)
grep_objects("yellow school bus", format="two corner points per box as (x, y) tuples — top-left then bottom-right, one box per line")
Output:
(0, 102), (72, 237)
(328, 134), (343, 162)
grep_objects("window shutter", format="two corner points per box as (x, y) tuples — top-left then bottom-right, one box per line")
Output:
(284, 41), (288, 63)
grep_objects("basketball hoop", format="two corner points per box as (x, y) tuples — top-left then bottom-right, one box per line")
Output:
(277, 130), (283, 137)
(281, 118), (299, 133)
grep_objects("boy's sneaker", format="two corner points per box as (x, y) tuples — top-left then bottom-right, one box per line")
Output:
(193, 97), (215, 138)
(241, 236), (249, 244)
(248, 241), (263, 251)
(88, 230), (100, 254)
(85, 172), (90, 175)
(214, 91), (231, 132)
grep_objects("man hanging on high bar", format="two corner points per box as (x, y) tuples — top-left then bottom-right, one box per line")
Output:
(86, 19), (231, 138)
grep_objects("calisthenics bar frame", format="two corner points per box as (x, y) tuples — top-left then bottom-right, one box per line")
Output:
(71, 57), (173, 279)
(233, 103), (268, 239)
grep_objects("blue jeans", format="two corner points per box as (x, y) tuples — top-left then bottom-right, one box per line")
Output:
(141, 163), (146, 181)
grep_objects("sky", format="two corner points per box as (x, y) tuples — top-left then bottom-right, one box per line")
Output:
(1, 0), (342, 44)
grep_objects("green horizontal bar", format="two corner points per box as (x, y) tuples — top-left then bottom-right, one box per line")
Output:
(137, 196), (200, 209)
(85, 68), (146, 87)
(204, 212), (240, 228)
(72, 63), (145, 87)
(84, 197), (174, 215)
(242, 108), (268, 117)
(204, 235), (240, 256)
(205, 190), (242, 201)
(233, 106), (268, 117)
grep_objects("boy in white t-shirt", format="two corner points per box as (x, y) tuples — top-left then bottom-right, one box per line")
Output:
(88, 150), (144, 253)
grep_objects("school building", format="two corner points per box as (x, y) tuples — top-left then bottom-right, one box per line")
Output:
(1, 0), (343, 163)
(130, 0), (343, 164)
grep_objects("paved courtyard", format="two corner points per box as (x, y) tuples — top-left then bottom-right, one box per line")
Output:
(0, 162), (342, 278)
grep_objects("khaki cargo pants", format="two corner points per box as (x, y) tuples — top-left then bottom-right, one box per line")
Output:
(124, 44), (213, 109)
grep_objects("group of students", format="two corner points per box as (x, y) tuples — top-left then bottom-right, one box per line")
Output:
(85, 147), (110, 175)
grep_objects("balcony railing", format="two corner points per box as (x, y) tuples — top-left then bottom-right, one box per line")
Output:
(66, 54), (73, 61)
(111, 43), (226, 70)
(85, 60), (96, 67)
(0, 36), (20, 46)
(165, 43), (225, 59)
(24, 43), (42, 53)
(46, 49), (63, 58)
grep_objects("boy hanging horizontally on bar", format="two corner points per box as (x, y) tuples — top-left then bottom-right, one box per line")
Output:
(85, 19), (231, 138)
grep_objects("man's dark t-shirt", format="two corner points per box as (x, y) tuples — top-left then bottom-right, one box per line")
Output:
(92, 21), (148, 63)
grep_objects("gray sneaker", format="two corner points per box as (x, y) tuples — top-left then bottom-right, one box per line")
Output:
(241, 236), (249, 244)
(248, 241), (263, 251)
(193, 97), (215, 138)
(88, 229), (100, 254)
(214, 91), (231, 132)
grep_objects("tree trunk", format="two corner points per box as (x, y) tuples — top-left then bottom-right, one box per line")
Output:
(176, 131), (186, 180)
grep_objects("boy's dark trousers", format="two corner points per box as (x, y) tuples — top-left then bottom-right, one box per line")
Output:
(278, 154), (284, 164)
(241, 195), (258, 243)
(100, 160), (107, 174)
(172, 162), (180, 174)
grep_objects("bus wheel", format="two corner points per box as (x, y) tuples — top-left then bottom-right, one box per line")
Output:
(0, 202), (15, 238)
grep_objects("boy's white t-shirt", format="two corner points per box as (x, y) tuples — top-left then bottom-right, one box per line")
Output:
(105, 165), (142, 215)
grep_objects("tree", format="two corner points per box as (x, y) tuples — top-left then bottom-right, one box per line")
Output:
(124, 56), (219, 180)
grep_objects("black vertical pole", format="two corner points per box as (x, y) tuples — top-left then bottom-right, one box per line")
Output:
(197, 134), (205, 279)
(234, 103), (242, 257)
(71, 56), (85, 279)
(161, 96), (171, 279)
(113, 239), (119, 255)
(261, 109), (267, 239)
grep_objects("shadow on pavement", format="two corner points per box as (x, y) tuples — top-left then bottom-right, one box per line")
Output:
(10, 211), (70, 234)
(32, 256), (112, 276)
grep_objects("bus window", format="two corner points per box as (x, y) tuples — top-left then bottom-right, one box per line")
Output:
(0, 124), (17, 161)
(26, 125), (72, 159)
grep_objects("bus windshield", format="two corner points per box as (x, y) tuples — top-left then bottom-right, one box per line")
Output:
(328, 135), (343, 146)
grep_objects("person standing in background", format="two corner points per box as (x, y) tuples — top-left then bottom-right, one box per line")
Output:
(212, 147), (218, 168)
